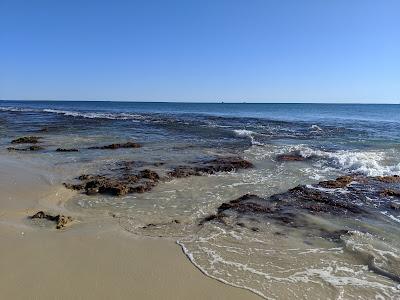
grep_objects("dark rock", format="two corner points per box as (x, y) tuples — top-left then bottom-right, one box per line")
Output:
(64, 156), (252, 197)
(169, 157), (253, 178)
(276, 152), (306, 162)
(56, 148), (79, 152)
(139, 169), (160, 182)
(64, 169), (160, 196)
(7, 145), (44, 151)
(380, 189), (400, 197)
(375, 175), (400, 183)
(319, 175), (354, 189)
(201, 175), (400, 231)
(30, 211), (73, 229)
(63, 183), (85, 190)
(11, 136), (42, 144)
(88, 142), (141, 150)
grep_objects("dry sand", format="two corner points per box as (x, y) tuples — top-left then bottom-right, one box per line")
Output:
(0, 156), (260, 300)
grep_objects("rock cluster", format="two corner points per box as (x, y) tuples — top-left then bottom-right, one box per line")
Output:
(30, 211), (73, 229)
(64, 157), (253, 197)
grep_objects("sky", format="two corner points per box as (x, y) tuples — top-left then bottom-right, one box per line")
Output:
(0, 0), (399, 103)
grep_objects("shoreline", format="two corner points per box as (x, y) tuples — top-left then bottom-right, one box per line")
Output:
(0, 156), (260, 300)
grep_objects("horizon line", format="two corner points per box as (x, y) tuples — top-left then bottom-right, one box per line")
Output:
(0, 99), (399, 105)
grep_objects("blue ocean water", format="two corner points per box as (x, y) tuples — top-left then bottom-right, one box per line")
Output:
(1, 100), (400, 299)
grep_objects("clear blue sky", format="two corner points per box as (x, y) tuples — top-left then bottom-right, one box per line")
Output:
(0, 0), (399, 103)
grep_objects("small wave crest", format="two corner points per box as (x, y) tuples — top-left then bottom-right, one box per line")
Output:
(0, 106), (148, 121)
(233, 129), (264, 146)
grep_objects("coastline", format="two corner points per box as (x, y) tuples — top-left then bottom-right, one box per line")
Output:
(0, 156), (260, 300)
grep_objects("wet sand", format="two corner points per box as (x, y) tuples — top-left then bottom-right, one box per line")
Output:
(0, 157), (260, 300)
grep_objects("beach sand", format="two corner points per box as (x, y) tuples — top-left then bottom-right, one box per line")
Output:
(0, 157), (260, 300)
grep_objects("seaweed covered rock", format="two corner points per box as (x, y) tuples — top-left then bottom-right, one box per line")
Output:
(7, 145), (44, 151)
(64, 169), (159, 196)
(11, 136), (42, 144)
(64, 156), (253, 197)
(201, 174), (400, 228)
(88, 142), (141, 150)
(168, 156), (253, 178)
(30, 211), (73, 229)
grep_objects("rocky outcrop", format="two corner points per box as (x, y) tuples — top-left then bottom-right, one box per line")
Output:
(11, 136), (42, 144)
(201, 174), (400, 228)
(30, 211), (73, 229)
(88, 142), (141, 150)
(64, 156), (253, 197)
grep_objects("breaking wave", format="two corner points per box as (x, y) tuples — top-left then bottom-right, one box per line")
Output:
(299, 147), (400, 177)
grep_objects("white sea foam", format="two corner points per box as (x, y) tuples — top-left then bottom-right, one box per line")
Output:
(310, 124), (323, 132)
(233, 129), (264, 146)
(300, 148), (400, 176)
(0, 106), (147, 121)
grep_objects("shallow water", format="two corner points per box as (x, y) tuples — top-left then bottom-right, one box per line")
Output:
(1, 101), (400, 299)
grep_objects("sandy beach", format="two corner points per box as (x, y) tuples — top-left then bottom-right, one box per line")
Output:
(0, 156), (259, 300)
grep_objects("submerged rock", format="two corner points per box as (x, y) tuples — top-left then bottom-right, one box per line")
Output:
(64, 156), (253, 197)
(168, 157), (253, 178)
(11, 136), (42, 144)
(201, 174), (400, 228)
(276, 152), (306, 162)
(88, 142), (141, 150)
(30, 211), (73, 229)
(7, 145), (44, 151)
(56, 148), (79, 152)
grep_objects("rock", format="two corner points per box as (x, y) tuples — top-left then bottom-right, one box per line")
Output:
(63, 183), (85, 190)
(64, 170), (158, 196)
(201, 175), (400, 230)
(88, 142), (141, 150)
(30, 211), (73, 229)
(319, 176), (354, 189)
(380, 189), (400, 197)
(169, 157), (253, 178)
(64, 156), (252, 197)
(7, 145), (44, 151)
(139, 169), (160, 182)
(375, 175), (400, 183)
(56, 148), (79, 152)
(276, 153), (306, 162)
(11, 136), (42, 144)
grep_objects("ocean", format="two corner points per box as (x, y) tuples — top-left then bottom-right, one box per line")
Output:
(1, 100), (400, 299)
